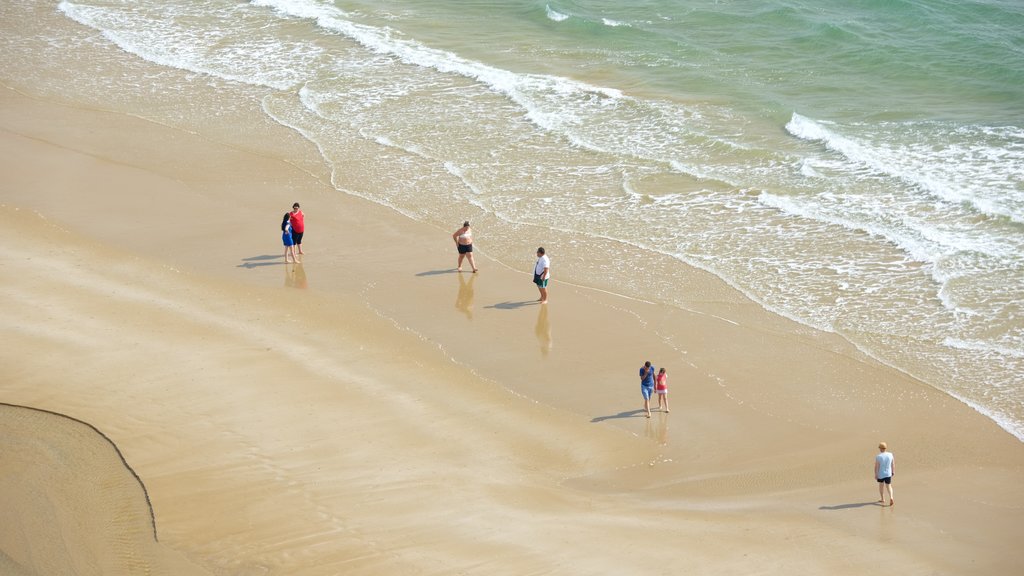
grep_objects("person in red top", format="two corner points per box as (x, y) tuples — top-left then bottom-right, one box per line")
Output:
(289, 203), (305, 255)
(655, 367), (670, 413)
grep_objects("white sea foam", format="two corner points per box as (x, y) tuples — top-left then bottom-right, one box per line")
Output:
(251, 1), (741, 193)
(245, 0), (765, 180)
(60, 0), (331, 90)
(545, 5), (569, 22)
(781, 113), (1024, 333)
(252, 0), (622, 107)
(443, 162), (484, 196)
(786, 113), (1024, 224)
(945, 337), (1024, 360)
(756, 186), (1024, 345)
(668, 160), (739, 187)
(758, 192), (941, 264)
(761, 187), (1019, 268)
(959, 398), (1024, 443)
(251, 0), (342, 21)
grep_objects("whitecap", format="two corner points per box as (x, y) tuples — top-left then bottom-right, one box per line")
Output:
(545, 4), (569, 22)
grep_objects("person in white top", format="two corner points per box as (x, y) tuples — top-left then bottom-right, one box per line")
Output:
(874, 442), (895, 507)
(533, 247), (550, 304)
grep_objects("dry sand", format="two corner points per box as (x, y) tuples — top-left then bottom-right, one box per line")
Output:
(2, 85), (1023, 575)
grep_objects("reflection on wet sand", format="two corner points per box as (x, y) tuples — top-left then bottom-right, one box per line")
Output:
(455, 272), (475, 319)
(284, 262), (307, 289)
(535, 303), (552, 356)
(642, 412), (670, 445)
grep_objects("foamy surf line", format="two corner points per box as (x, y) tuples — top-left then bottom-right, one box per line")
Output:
(786, 112), (1024, 224)
(251, 0), (759, 179)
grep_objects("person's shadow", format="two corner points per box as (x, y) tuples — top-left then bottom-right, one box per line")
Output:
(591, 409), (648, 422)
(238, 254), (284, 268)
(416, 269), (458, 277)
(485, 300), (538, 310)
(818, 501), (885, 510)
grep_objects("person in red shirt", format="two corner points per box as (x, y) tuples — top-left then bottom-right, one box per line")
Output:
(655, 367), (670, 413)
(289, 203), (305, 255)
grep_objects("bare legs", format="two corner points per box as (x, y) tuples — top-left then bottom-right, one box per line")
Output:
(878, 481), (894, 506)
(657, 393), (670, 413)
(457, 252), (477, 272)
(284, 244), (297, 263)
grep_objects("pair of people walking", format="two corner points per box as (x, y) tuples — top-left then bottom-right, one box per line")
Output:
(639, 361), (669, 418)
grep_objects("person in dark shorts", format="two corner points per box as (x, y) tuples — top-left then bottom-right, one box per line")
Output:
(452, 220), (478, 272)
(533, 246), (549, 303)
(874, 441), (895, 506)
(289, 203), (305, 255)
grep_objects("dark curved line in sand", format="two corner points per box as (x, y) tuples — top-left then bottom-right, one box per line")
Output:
(0, 402), (159, 542)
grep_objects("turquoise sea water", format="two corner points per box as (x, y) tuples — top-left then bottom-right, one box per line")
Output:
(5, 0), (1023, 437)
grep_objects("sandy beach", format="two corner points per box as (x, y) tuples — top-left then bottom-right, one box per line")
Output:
(2, 74), (1024, 576)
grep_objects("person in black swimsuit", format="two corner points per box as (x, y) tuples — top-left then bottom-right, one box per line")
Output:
(452, 220), (478, 272)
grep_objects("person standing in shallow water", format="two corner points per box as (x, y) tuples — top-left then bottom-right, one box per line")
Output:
(875, 442), (895, 506)
(533, 247), (550, 303)
(452, 220), (478, 272)
(289, 203), (305, 255)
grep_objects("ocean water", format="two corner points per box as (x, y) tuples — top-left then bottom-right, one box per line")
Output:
(4, 0), (1022, 438)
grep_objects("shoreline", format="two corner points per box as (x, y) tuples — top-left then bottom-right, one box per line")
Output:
(2, 81), (1024, 575)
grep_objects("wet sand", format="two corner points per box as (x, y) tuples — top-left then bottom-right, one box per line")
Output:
(1, 85), (1023, 575)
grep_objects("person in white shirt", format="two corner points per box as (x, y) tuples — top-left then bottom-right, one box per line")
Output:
(533, 247), (550, 304)
(874, 442), (895, 506)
